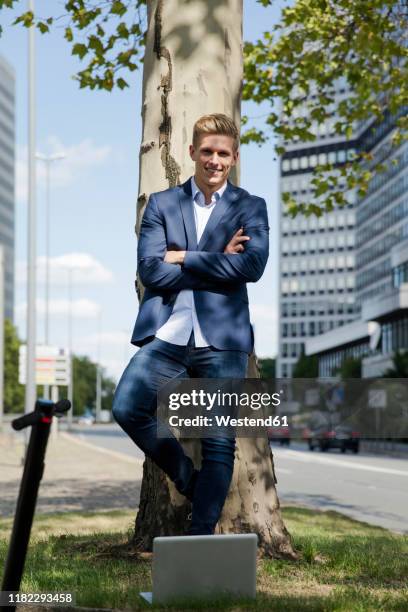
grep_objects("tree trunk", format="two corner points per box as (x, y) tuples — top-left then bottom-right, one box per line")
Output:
(133, 0), (296, 559)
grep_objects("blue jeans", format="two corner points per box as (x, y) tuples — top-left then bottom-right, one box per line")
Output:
(112, 336), (248, 535)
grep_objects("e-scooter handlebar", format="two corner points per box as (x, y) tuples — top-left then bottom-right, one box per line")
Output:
(12, 412), (42, 431)
(12, 399), (71, 431)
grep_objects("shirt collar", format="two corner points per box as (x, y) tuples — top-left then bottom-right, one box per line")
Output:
(191, 176), (228, 206)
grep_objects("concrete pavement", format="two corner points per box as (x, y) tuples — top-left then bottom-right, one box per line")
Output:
(0, 428), (144, 518)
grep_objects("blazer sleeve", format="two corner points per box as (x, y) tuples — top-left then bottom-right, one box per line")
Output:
(137, 193), (232, 291)
(183, 197), (269, 283)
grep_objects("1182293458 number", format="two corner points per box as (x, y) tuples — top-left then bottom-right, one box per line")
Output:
(0, 592), (74, 606)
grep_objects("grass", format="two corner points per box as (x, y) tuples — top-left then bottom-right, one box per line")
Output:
(0, 507), (407, 611)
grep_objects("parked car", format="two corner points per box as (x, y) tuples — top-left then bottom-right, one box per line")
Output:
(307, 425), (360, 453)
(267, 425), (291, 446)
(78, 408), (95, 426)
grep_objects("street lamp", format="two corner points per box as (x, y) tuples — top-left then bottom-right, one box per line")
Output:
(67, 266), (74, 430)
(35, 152), (66, 400)
(95, 309), (102, 423)
(36, 153), (66, 344)
(25, 0), (36, 419)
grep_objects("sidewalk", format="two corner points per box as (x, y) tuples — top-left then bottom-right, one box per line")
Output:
(361, 439), (408, 458)
(0, 430), (144, 518)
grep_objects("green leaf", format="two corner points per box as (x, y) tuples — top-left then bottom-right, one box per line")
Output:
(65, 27), (73, 42)
(116, 77), (129, 89)
(13, 11), (34, 28)
(88, 35), (104, 55)
(72, 43), (88, 59)
(116, 22), (129, 38)
(110, 1), (126, 16)
(37, 22), (49, 34)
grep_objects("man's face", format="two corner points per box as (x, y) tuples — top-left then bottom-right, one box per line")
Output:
(189, 133), (239, 190)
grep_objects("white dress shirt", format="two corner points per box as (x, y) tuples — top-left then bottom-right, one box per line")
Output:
(155, 176), (228, 346)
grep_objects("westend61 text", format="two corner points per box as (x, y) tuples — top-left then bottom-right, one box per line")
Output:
(168, 390), (283, 411)
(168, 415), (289, 428)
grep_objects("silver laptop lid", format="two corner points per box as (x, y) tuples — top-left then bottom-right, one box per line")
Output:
(152, 534), (257, 604)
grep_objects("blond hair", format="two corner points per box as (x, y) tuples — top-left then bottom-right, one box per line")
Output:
(192, 114), (239, 151)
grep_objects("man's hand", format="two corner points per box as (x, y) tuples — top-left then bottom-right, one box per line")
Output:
(164, 250), (186, 264)
(224, 227), (250, 254)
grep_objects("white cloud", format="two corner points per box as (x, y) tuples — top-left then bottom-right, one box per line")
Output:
(15, 298), (101, 319)
(16, 252), (113, 285)
(16, 137), (112, 203)
(75, 330), (131, 351)
(250, 303), (277, 325)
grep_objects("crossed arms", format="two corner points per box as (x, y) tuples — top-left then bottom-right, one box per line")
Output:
(138, 192), (269, 291)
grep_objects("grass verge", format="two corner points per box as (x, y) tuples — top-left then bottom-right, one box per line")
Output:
(0, 507), (407, 611)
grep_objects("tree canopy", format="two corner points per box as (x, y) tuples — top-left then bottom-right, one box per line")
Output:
(258, 357), (276, 378)
(2, 319), (115, 414)
(383, 349), (408, 377)
(60, 355), (116, 416)
(336, 356), (362, 379)
(244, 0), (407, 215)
(0, 0), (406, 215)
(292, 350), (318, 377)
(4, 318), (25, 413)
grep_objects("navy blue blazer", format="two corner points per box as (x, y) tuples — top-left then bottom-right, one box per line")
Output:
(131, 178), (269, 353)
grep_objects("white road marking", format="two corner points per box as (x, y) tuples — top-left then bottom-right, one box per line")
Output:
(276, 449), (408, 477)
(275, 468), (293, 474)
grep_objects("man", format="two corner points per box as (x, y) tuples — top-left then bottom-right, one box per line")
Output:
(113, 114), (269, 535)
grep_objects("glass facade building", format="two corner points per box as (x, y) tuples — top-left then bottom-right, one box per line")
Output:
(356, 111), (408, 308)
(277, 84), (359, 378)
(318, 339), (371, 378)
(305, 107), (408, 378)
(0, 56), (15, 321)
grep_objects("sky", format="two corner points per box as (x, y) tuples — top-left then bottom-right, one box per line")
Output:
(0, 0), (285, 382)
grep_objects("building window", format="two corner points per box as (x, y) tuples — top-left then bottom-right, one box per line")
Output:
(338, 150), (346, 163)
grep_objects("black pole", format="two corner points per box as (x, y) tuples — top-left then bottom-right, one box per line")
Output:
(1, 399), (70, 610)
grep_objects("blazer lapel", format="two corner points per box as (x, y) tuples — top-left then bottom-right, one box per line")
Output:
(178, 179), (198, 250)
(197, 180), (240, 251)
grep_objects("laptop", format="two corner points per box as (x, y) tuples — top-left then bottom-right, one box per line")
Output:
(140, 533), (257, 605)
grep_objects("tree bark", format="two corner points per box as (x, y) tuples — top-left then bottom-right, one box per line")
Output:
(133, 0), (296, 559)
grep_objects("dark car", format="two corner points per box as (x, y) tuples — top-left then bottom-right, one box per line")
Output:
(307, 425), (360, 453)
(267, 425), (291, 446)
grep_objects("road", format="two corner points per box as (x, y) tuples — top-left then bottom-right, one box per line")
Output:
(66, 424), (408, 534)
(272, 442), (408, 534)
(62, 422), (145, 461)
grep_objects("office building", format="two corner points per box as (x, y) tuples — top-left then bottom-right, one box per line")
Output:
(306, 108), (408, 377)
(0, 55), (15, 321)
(277, 82), (359, 378)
